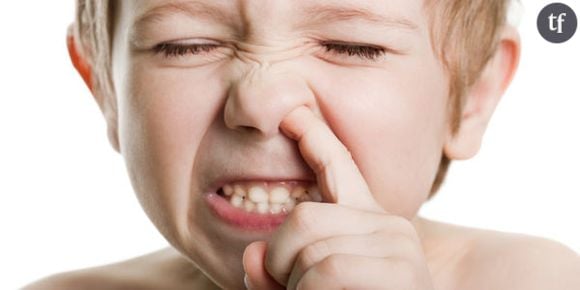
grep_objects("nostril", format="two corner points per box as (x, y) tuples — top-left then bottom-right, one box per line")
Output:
(238, 125), (255, 132)
(236, 125), (262, 135)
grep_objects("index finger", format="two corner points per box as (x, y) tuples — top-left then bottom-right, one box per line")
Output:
(280, 106), (383, 212)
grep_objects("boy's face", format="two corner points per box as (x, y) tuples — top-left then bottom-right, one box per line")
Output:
(111, 0), (448, 284)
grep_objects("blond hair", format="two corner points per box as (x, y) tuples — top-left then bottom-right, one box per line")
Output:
(74, 0), (512, 198)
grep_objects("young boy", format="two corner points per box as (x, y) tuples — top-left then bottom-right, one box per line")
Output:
(26, 0), (580, 289)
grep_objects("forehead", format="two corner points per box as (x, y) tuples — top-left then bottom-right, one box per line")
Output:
(123, 0), (426, 34)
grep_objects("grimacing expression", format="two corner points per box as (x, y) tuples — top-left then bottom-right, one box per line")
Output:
(109, 0), (448, 287)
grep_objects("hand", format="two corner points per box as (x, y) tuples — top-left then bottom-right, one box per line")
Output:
(243, 106), (434, 290)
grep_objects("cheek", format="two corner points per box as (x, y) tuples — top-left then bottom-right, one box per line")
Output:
(311, 61), (448, 217)
(117, 61), (226, 237)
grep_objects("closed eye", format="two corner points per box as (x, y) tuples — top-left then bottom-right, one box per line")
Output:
(319, 41), (387, 61)
(153, 42), (220, 57)
(152, 41), (388, 62)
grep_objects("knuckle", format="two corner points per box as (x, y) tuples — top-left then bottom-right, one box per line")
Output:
(387, 215), (418, 238)
(391, 231), (418, 249)
(374, 230), (421, 260)
(297, 241), (329, 270)
(289, 203), (318, 234)
(317, 255), (345, 278)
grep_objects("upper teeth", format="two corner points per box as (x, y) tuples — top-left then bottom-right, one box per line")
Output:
(221, 181), (321, 214)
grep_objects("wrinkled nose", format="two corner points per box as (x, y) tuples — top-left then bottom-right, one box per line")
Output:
(224, 64), (315, 140)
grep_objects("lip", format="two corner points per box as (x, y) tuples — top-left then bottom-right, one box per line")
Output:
(204, 192), (290, 231)
(203, 175), (316, 232)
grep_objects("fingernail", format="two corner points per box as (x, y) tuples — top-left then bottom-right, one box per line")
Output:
(243, 273), (250, 289)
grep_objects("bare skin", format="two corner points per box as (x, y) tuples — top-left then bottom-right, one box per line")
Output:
(25, 217), (580, 290)
(25, 0), (580, 289)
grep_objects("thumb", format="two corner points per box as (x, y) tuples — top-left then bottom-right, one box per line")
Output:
(243, 241), (285, 290)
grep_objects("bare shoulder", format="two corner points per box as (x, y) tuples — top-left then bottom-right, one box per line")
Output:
(455, 226), (580, 290)
(22, 266), (130, 290)
(22, 247), (193, 290)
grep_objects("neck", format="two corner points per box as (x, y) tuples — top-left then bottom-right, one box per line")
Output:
(154, 248), (222, 290)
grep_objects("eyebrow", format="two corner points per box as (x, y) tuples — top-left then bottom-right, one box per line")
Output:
(297, 4), (419, 31)
(133, 1), (236, 29)
(133, 1), (418, 34)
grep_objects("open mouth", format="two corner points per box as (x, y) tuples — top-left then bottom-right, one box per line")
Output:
(216, 181), (322, 214)
(205, 180), (322, 231)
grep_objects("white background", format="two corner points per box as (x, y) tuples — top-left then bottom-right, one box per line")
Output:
(0, 1), (578, 289)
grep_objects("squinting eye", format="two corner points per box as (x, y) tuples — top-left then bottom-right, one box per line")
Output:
(320, 42), (387, 62)
(151, 40), (387, 62)
(153, 42), (219, 57)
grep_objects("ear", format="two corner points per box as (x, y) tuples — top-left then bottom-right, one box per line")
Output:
(67, 25), (121, 153)
(444, 26), (521, 160)
(67, 27), (93, 91)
